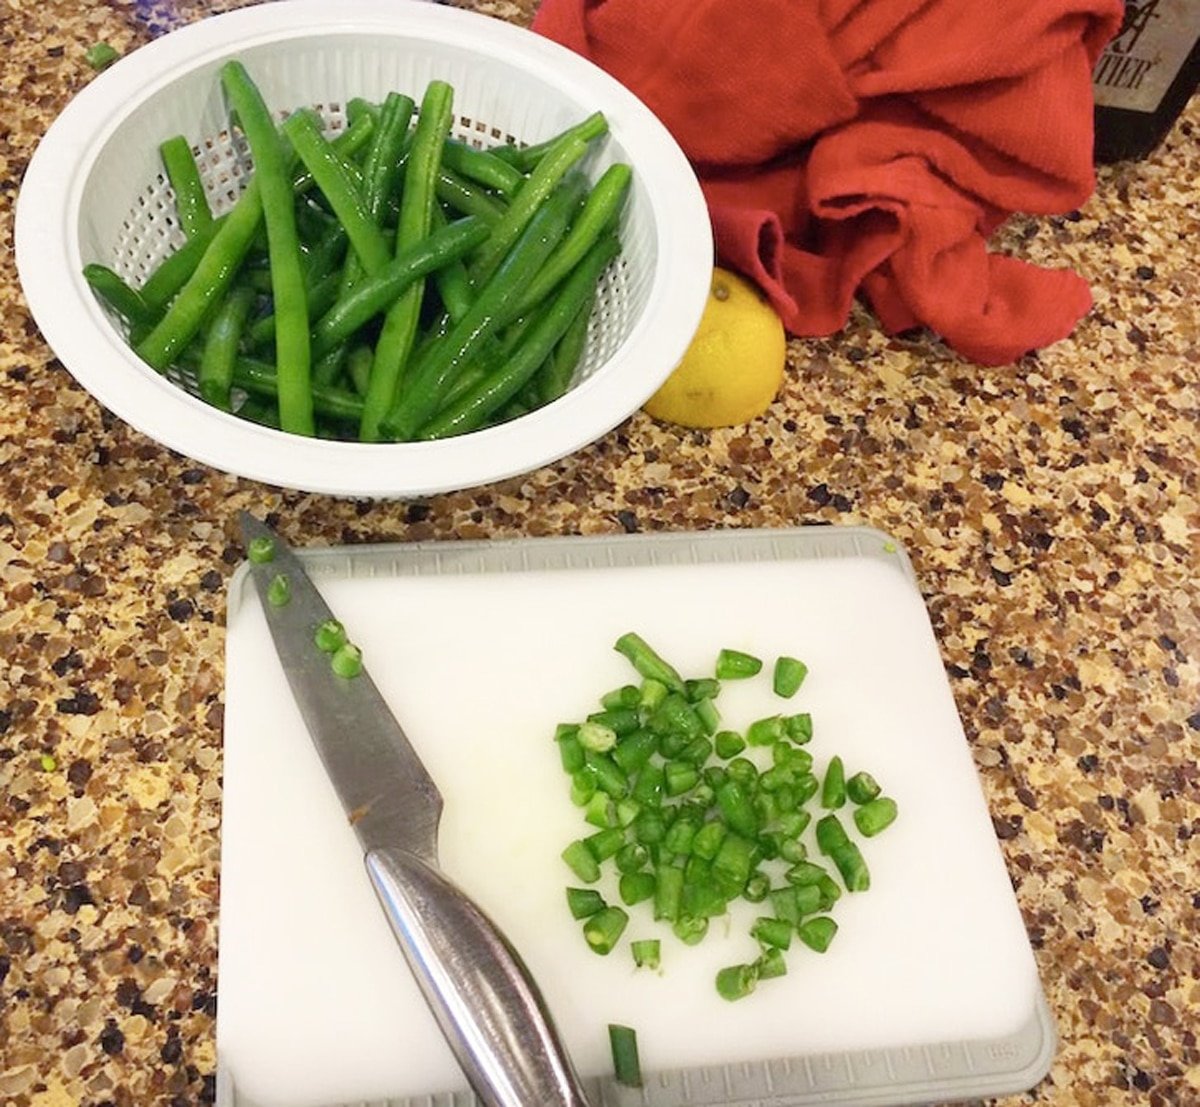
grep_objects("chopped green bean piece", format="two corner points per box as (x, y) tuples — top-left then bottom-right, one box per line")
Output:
(86, 42), (119, 70)
(831, 843), (871, 892)
(822, 755), (847, 809)
(566, 887), (606, 919)
(615, 842), (649, 873)
(562, 839), (600, 883)
(746, 715), (785, 746)
(653, 865), (684, 923)
(684, 678), (721, 703)
(716, 779), (759, 838)
(792, 882), (824, 917)
(785, 861), (827, 887)
(793, 772), (820, 807)
(556, 730), (586, 774)
(691, 820), (727, 861)
(816, 874), (842, 912)
(577, 720), (618, 753)
(583, 791), (616, 829)
(743, 872), (770, 903)
(614, 632), (685, 693)
(715, 648), (762, 679)
(313, 618), (347, 653)
(663, 814), (698, 855)
(673, 915), (709, 946)
(693, 699), (721, 737)
(266, 573), (290, 606)
(798, 916), (838, 953)
(608, 1023), (642, 1087)
(631, 939), (661, 970)
(847, 771), (882, 805)
(612, 730), (658, 775)
(330, 643), (363, 679)
(783, 712), (813, 744)
(619, 871), (656, 906)
(585, 827), (626, 862)
(779, 837), (807, 865)
(815, 814), (852, 856)
(664, 760), (699, 797)
(602, 684), (641, 710)
(772, 656), (808, 698)
(639, 678), (668, 710)
(711, 831), (757, 888)
(588, 706), (640, 736)
(755, 946), (788, 980)
(714, 730), (746, 759)
(615, 798), (641, 828)
(715, 963), (758, 1002)
(770, 886), (801, 925)
(586, 751), (628, 798)
(570, 771), (596, 807)
(725, 757), (758, 788)
(247, 536), (276, 563)
(584, 906), (628, 955)
(854, 796), (898, 837)
(631, 764), (664, 808)
(778, 810), (812, 840)
(750, 916), (793, 951)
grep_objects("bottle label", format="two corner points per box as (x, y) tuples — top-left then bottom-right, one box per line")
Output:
(1093, 0), (1200, 112)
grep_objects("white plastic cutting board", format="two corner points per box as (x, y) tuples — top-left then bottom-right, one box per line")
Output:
(216, 528), (1048, 1107)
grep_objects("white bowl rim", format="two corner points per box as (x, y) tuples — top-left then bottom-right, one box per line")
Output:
(14, 0), (712, 498)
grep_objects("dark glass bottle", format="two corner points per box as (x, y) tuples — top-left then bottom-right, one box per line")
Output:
(1093, 0), (1200, 162)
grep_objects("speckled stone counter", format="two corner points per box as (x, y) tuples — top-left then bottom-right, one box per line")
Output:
(1, 2), (1197, 1105)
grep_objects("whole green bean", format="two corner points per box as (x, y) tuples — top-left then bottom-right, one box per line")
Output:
(508, 163), (631, 320)
(291, 109), (376, 196)
(198, 283), (255, 409)
(83, 264), (158, 328)
(230, 357), (364, 422)
(429, 207), (474, 322)
(440, 138), (524, 196)
(159, 135), (214, 238)
(490, 111), (608, 172)
(417, 234), (617, 439)
(282, 111), (391, 276)
(468, 135), (590, 286)
(309, 216), (487, 357)
(361, 80), (454, 441)
(383, 174), (585, 439)
(137, 217), (224, 312)
(220, 61), (313, 435)
(246, 267), (341, 350)
(135, 182), (264, 370)
(435, 166), (506, 224)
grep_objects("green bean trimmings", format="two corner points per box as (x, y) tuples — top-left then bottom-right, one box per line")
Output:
(555, 634), (898, 1002)
(83, 63), (630, 442)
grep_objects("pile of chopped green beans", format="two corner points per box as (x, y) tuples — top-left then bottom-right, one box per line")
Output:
(83, 62), (630, 442)
(557, 632), (898, 1002)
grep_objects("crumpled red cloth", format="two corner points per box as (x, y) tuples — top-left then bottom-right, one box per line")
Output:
(532, 0), (1123, 365)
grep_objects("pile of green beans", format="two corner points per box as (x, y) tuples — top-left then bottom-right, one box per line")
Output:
(555, 634), (898, 1002)
(82, 62), (631, 442)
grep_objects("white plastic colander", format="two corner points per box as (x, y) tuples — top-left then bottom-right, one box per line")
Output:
(15, 0), (711, 498)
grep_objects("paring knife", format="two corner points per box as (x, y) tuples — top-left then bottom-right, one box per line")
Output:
(238, 513), (592, 1107)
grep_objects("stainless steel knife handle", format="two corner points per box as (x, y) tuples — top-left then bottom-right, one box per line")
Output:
(365, 846), (593, 1107)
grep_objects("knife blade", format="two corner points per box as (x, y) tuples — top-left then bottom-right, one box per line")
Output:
(238, 513), (592, 1107)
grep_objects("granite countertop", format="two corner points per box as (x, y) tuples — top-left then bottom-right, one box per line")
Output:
(1, 1), (1197, 1105)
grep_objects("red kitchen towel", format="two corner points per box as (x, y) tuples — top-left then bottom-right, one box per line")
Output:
(532, 0), (1123, 365)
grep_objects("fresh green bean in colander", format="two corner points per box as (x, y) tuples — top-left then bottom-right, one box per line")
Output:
(82, 63), (627, 441)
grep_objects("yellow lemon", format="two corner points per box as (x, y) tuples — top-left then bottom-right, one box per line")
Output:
(643, 267), (786, 428)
